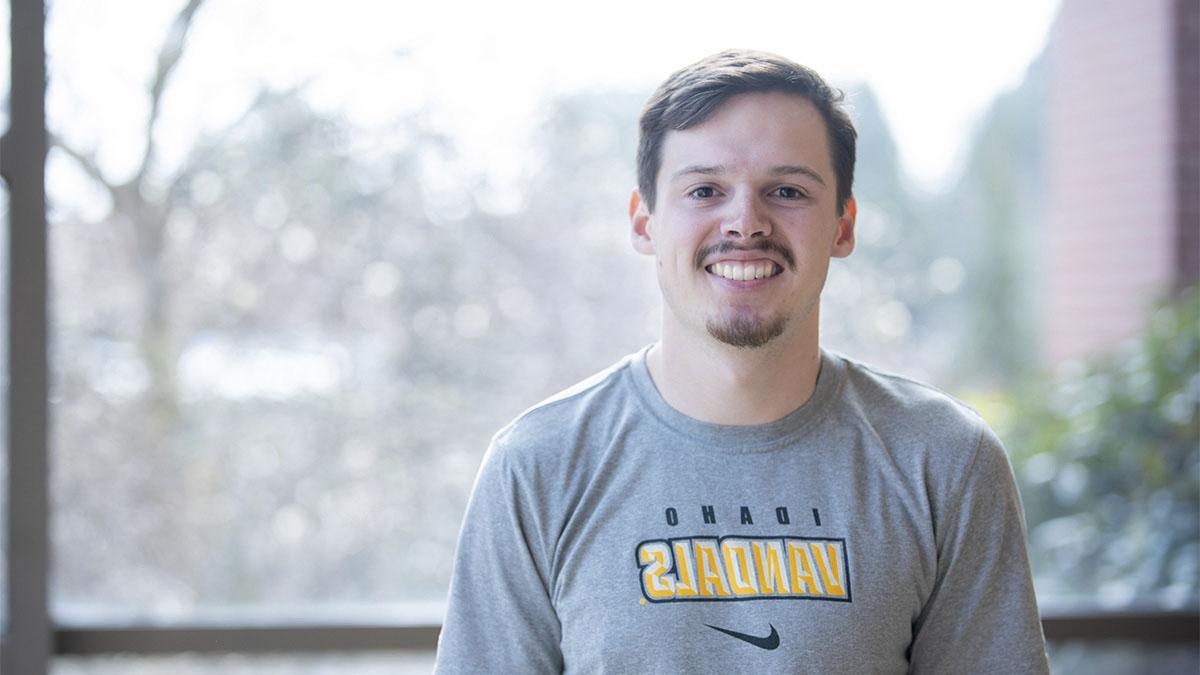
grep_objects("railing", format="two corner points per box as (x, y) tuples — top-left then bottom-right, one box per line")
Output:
(40, 610), (1200, 655)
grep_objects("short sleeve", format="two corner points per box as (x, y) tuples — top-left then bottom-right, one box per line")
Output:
(434, 438), (564, 674)
(908, 426), (1050, 674)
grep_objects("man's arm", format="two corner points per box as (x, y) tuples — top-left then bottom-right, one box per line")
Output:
(434, 437), (564, 674)
(908, 426), (1050, 674)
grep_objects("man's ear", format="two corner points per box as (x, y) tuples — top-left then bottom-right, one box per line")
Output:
(629, 188), (656, 256)
(831, 196), (856, 258)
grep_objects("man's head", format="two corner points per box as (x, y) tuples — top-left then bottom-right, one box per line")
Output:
(629, 51), (858, 351)
(637, 49), (856, 216)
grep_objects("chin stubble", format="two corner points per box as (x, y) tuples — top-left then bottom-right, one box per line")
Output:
(706, 313), (788, 349)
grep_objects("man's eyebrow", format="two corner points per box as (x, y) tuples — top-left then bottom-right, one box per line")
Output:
(671, 164), (728, 180)
(770, 165), (826, 187)
(670, 163), (827, 187)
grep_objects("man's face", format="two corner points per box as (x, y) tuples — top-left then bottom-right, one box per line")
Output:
(630, 92), (856, 349)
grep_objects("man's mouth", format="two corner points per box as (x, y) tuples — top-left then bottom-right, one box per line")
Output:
(705, 261), (782, 281)
(693, 240), (796, 276)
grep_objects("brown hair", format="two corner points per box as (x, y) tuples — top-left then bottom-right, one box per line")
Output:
(637, 49), (856, 215)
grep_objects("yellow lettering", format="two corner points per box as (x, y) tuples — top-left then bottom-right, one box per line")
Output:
(787, 540), (824, 595)
(637, 536), (847, 604)
(694, 540), (732, 597)
(721, 539), (759, 596)
(672, 540), (699, 598)
(752, 539), (790, 595)
(638, 542), (676, 600)
(810, 542), (848, 598)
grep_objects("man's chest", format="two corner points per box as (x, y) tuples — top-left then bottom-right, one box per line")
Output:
(544, 469), (937, 674)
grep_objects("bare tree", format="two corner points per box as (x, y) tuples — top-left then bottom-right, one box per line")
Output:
(53, 0), (204, 433)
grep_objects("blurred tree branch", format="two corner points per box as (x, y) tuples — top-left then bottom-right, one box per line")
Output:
(51, 0), (206, 200)
(47, 132), (118, 204)
(49, 0), (207, 433)
(138, 0), (205, 186)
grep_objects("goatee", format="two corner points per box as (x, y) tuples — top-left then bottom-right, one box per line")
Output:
(706, 313), (787, 349)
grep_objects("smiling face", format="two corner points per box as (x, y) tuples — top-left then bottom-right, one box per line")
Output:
(630, 92), (857, 350)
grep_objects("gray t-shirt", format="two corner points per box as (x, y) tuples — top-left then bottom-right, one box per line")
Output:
(435, 347), (1050, 674)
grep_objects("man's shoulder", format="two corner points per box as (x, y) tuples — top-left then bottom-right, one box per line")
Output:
(829, 350), (990, 445)
(487, 350), (643, 463)
(828, 352), (1011, 502)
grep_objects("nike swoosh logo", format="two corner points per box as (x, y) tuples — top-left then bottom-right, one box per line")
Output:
(705, 623), (780, 650)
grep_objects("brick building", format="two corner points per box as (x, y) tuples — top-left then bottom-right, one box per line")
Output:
(1044, 0), (1199, 364)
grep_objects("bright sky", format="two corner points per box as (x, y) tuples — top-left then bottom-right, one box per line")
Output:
(41, 0), (1061, 195)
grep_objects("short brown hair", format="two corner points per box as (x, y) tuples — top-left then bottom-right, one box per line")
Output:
(637, 49), (856, 215)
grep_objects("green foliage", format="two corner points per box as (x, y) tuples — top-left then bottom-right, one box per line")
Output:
(993, 287), (1200, 605)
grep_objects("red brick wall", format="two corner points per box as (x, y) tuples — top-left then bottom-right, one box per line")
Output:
(1045, 0), (1180, 363)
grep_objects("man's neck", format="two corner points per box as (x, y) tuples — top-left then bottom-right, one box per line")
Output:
(645, 320), (823, 426)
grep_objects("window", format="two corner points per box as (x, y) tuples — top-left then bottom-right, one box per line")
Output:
(6, 1), (1198, 672)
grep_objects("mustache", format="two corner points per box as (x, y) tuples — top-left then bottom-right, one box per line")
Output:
(694, 239), (797, 272)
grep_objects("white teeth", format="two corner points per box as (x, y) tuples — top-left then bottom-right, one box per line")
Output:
(708, 262), (779, 281)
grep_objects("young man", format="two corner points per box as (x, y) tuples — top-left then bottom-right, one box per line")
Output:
(435, 50), (1049, 673)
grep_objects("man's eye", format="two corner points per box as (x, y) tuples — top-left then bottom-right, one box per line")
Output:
(773, 186), (806, 199)
(689, 186), (717, 199)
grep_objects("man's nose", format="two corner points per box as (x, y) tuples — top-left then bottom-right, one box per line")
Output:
(720, 194), (771, 239)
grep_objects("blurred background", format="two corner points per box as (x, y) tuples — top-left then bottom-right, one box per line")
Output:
(2, 0), (1198, 672)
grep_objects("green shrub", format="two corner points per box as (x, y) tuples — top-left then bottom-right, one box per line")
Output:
(995, 287), (1199, 606)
